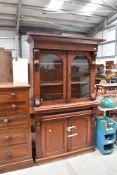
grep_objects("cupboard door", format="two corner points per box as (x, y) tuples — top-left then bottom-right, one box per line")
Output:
(41, 118), (67, 157)
(34, 49), (67, 106)
(67, 113), (93, 152)
(67, 52), (91, 102)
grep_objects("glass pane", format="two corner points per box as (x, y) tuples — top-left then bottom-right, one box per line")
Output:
(40, 54), (63, 101)
(71, 55), (90, 98)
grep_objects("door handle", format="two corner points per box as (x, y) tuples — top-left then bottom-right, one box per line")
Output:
(67, 133), (78, 138)
(67, 126), (76, 132)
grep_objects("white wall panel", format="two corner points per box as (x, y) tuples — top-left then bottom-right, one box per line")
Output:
(102, 42), (115, 56)
(94, 31), (103, 39)
(96, 57), (116, 65)
(97, 45), (102, 57)
(103, 27), (115, 41)
(94, 26), (116, 61)
(0, 30), (15, 38)
(0, 39), (15, 49)
(0, 29), (15, 58)
(21, 35), (30, 60)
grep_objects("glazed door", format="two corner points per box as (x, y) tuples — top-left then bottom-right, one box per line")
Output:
(67, 51), (91, 102)
(33, 49), (67, 106)
(41, 118), (67, 157)
(67, 111), (93, 152)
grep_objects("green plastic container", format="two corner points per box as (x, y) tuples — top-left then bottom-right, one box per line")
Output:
(99, 97), (116, 108)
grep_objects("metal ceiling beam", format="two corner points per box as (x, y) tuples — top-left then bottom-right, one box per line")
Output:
(66, 0), (117, 10)
(101, 0), (117, 10)
(0, 19), (15, 23)
(0, 13), (15, 18)
(16, 0), (22, 34)
(88, 12), (117, 36)
(0, 1), (115, 11)
(21, 16), (88, 33)
(0, 2), (109, 18)
(0, 26), (15, 30)
(20, 26), (87, 36)
(0, 2), (17, 7)
(0, 14), (94, 27)
(22, 5), (109, 18)
(21, 15), (94, 28)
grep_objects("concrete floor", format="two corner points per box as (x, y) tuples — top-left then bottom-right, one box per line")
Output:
(3, 147), (117, 175)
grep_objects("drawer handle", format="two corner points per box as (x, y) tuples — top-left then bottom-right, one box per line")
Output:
(5, 135), (11, 141)
(5, 152), (13, 159)
(3, 118), (9, 124)
(49, 129), (52, 132)
(67, 126), (76, 132)
(67, 133), (78, 138)
(11, 104), (16, 109)
(11, 92), (16, 97)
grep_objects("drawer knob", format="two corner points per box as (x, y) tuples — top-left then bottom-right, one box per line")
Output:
(3, 118), (9, 124)
(11, 104), (16, 109)
(5, 152), (12, 159)
(49, 129), (52, 132)
(5, 135), (11, 141)
(11, 92), (16, 97)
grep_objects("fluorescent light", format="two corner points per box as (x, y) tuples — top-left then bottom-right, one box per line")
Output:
(91, 0), (103, 5)
(81, 4), (97, 14)
(46, 0), (64, 10)
(81, 0), (103, 14)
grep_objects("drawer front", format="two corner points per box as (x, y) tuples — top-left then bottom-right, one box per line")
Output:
(0, 130), (28, 147)
(0, 144), (29, 163)
(0, 90), (27, 104)
(0, 113), (27, 129)
(0, 102), (26, 114)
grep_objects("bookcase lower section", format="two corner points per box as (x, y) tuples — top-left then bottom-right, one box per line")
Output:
(35, 146), (95, 164)
(34, 104), (97, 164)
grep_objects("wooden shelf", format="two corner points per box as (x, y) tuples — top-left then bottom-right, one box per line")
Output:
(40, 82), (63, 86)
(71, 81), (88, 85)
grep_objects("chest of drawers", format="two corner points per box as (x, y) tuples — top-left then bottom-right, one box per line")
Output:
(0, 83), (33, 173)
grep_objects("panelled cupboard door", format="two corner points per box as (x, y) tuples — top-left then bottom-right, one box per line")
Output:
(34, 49), (67, 105)
(67, 114), (93, 152)
(42, 118), (67, 157)
(67, 51), (91, 102)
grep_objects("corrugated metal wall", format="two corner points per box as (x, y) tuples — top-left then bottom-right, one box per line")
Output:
(0, 29), (28, 83)
(95, 26), (117, 65)
(21, 35), (30, 59)
(0, 29), (15, 58)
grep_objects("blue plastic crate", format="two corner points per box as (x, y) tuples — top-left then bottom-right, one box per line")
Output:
(96, 132), (116, 145)
(96, 116), (117, 135)
(96, 139), (114, 154)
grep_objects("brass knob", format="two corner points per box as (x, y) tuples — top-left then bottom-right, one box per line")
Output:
(11, 104), (16, 109)
(3, 118), (9, 124)
(49, 129), (52, 132)
(5, 135), (11, 141)
(11, 92), (16, 97)
(6, 152), (12, 159)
